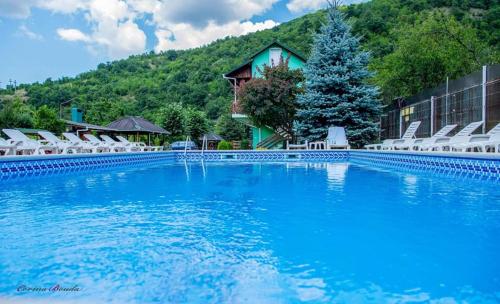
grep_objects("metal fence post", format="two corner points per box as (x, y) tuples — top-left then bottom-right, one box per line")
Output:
(445, 77), (449, 126)
(399, 109), (402, 138)
(482, 65), (487, 133)
(430, 96), (435, 135)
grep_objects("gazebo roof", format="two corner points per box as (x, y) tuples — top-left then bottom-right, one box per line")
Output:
(199, 133), (224, 141)
(64, 120), (118, 132)
(107, 116), (169, 134)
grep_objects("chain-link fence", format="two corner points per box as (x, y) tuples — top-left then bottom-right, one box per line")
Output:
(380, 64), (500, 139)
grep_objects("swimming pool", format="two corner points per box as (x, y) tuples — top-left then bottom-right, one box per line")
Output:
(0, 157), (499, 303)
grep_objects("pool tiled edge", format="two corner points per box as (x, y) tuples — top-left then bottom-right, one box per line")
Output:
(0, 152), (176, 180)
(177, 150), (349, 162)
(0, 150), (499, 180)
(350, 150), (500, 179)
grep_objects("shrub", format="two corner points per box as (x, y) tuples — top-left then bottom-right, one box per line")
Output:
(34, 105), (66, 134)
(240, 139), (250, 150)
(217, 140), (233, 150)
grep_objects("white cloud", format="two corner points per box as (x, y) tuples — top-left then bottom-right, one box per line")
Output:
(151, 0), (278, 52)
(57, 28), (91, 42)
(92, 20), (147, 58)
(37, 0), (86, 14)
(287, 0), (368, 13)
(287, 0), (327, 13)
(53, 0), (147, 59)
(18, 24), (43, 40)
(155, 19), (278, 52)
(152, 0), (277, 28)
(0, 0), (34, 18)
(3, 0), (281, 58)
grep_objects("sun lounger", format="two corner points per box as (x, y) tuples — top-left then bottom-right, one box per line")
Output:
(326, 127), (350, 149)
(0, 137), (17, 155)
(451, 123), (500, 152)
(392, 124), (457, 150)
(287, 140), (308, 150)
(63, 133), (109, 153)
(2, 129), (57, 155)
(421, 121), (483, 151)
(38, 131), (81, 154)
(100, 135), (140, 152)
(365, 121), (421, 150)
(83, 134), (123, 152)
(115, 136), (159, 151)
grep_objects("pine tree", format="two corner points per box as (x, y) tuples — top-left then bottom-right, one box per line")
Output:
(295, 1), (381, 148)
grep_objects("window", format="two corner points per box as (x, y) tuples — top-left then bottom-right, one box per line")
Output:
(269, 48), (282, 66)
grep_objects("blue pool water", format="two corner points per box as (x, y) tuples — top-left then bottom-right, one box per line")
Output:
(0, 161), (499, 303)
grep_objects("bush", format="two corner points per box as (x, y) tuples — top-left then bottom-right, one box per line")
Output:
(217, 140), (233, 150)
(215, 114), (247, 141)
(34, 105), (66, 134)
(156, 103), (185, 138)
(240, 139), (250, 150)
(0, 97), (34, 129)
(185, 108), (209, 141)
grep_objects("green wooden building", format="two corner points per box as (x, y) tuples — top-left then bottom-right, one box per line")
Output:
(223, 41), (306, 149)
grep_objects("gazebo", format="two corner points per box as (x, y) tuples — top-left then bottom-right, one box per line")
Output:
(107, 116), (169, 145)
(199, 133), (224, 150)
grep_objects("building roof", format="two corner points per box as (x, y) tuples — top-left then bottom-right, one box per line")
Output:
(14, 128), (48, 135)
(64, 120), (117, 132)
(199, 133), (224, 141)
(224, 40), (307, 77)
(107, 116), (169, 134)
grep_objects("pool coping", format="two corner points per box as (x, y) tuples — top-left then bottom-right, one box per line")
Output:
(0, 150), (498, 180)
(0, 149), (499, 161)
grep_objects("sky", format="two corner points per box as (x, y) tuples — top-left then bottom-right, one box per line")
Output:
(0, 0), (366, 86)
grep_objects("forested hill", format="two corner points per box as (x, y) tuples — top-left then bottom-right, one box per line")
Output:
(1, 0), (498, 126)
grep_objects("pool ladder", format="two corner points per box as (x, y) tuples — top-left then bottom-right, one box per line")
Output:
(201, 135), (208, 157)
(184, 135), (208, 159)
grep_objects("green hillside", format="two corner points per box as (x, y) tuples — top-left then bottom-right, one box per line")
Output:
(0, 0), (498, 127)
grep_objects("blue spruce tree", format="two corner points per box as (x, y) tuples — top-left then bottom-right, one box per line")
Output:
(295, 2), (381, 148)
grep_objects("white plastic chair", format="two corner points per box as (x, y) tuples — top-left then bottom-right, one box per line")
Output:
(115, 136), (158, 151)
(326, 127), (350, 149)
(84, 134), (122, 152)
(38, 131), (81, 154)
(0, 137), (17, 155)
(393, 124), (457, 150)
(287, 140), (308, 150)
(452, 123), (500, 152)
(100, 135), (139, 152)
(422, 121), (483, 151)
(2, 129), (57, 155)
(365, 121), (421, 150)
(62, 133), (109, 153)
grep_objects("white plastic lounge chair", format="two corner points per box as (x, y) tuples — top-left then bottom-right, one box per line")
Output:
(287, 139), (308, 150)
(100, 135), (140, 152)
(365, 121), (421, 150)
(0, 137), (17, 155)
(38, 131), (81, 154)
(393, 124), (457, 150)
(326, 127), (350, 149)
(422, 121), (483, 151)
(84, 134), (122, 152)
(116, 136), (159, 151)
(451, 123), (500, 152)
(63, 133), (109, 153)
(2, 129), (57, 155)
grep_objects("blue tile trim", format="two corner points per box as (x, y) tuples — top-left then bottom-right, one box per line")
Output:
(0, 152), (176, 181)
(177, 150), (349, 162)
(349, 151), (500, 179)
(0, 150), (499, 180)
